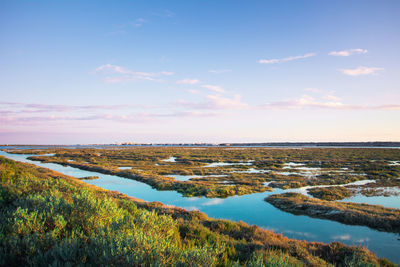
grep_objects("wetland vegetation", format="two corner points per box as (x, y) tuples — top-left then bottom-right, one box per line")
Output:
(265, 193), (400, 234)
(2, 147), (400, 264)
(4, 147), (399, 199)
(307, 186), (354, 201)
(0, 156), (396, 266)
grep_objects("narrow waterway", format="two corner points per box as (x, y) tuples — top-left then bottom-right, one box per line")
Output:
(1, 150), (399, 263)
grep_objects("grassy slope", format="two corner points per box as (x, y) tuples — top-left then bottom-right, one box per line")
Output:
(0, 156), (394, 266)
(266, 193), (400, 234)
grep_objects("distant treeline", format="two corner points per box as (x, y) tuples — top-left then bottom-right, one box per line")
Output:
(1, 141), (400, 148)
(219, 142), (400, 147)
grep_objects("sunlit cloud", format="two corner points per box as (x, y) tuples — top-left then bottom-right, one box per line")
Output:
(340, 66), (383, 76)
(177, 78), (200, 84)
(94, 64), (174, 82)
(202, 84), (226, 93)
(259, 53), (316, 64)
(329, 48), (367, 56)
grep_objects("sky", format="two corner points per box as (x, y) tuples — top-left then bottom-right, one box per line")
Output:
(1, 0), (399, 144)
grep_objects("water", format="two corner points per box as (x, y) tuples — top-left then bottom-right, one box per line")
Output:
(162, 156), (177, 162)
(166, 174), (227, 181)
(340, 188), (400, 209)
(203, 162), (253, 167)
(276, 163), (364, 179)
(286, 180), (377, 197)
(1, 150), (399, 263)
(233, 168), (270, 173)
(118, 167), (132, 170)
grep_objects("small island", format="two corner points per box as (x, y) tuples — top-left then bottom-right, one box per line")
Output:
(265, 192), (400, 234)
(78, 176), (100, 180)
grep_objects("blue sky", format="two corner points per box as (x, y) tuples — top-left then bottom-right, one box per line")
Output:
(1, 0), (399, 144)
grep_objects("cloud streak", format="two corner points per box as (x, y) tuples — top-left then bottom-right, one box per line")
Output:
(340, 66), (383, 76)
(202, 84), (226, 93)
(329, 48), (367, 56)
(0, 102), (150, 113)
(176, 93), (247, 110)
(209, 69), (231, 74)
(259, 53), (316, 64)
(261, 95), (400, 110)
(177, 78), (199, 84)
(0, 111), (221, 126)
(94, 64), (174, 83)
(131, 18), (147, 27)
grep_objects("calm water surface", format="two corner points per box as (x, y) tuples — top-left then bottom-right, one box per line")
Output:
(1, 150), (399, 263)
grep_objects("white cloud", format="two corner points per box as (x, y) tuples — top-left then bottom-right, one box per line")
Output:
(209, 69), (232, 74)
(202, 84), (225, 93)
(329, 48), (367, 57)
(94, 64), (173, 82)
(259, 53), (316, 64)
(177, 78), (200, 84)
(340, 66), (383, 76)
(206, 94), (247, 109)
